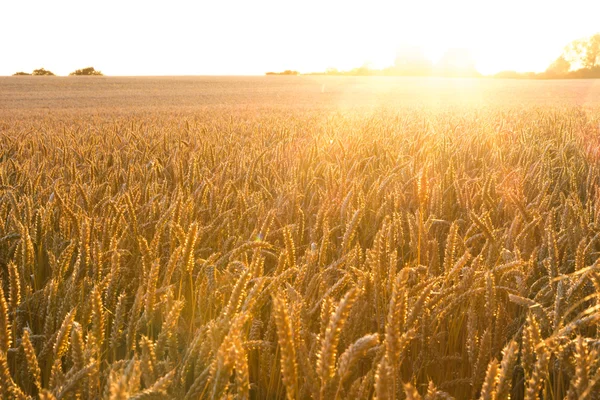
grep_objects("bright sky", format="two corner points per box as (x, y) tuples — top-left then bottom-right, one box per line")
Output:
(1, 0), (598, 76)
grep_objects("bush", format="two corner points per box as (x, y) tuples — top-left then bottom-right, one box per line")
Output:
(13, 72), (31, 76)
(69, 67), (103, 76)
(32, 68), (55, 76)
(265, 70), (300, 76)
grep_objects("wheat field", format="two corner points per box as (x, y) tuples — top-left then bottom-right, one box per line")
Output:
(1, 76), (600, 399)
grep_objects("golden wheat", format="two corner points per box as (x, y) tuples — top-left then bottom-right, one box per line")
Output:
(1, 89), (600, 399)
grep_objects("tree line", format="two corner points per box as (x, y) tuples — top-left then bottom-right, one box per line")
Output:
(268, 33), (600, 79)
(495, 33), (600, 79)
(12, 67), (103, 76)
(266, 70), (299, 76)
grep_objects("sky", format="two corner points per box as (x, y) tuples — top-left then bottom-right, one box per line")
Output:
(1, 0), (599, 76)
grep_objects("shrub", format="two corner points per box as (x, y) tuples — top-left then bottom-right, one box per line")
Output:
(32, 68), (55, 76)
(69, 67), (103, 76)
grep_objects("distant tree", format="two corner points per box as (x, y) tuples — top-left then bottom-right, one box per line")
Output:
(584, 34), (600, 68)
(351, 63), (375, 76)
(493, 71), (520, 79)
(493, 71), (538, 79)
(32, 68), (55, 76)
(563, 34), (600, 69)
(265, 70), (299, 76)
(69, 67), (103, 76)
(392, 45), (432, 76)
(13, 71), (31, 76)
(435, 48), (479, 77)
(545, 55), (571, 75)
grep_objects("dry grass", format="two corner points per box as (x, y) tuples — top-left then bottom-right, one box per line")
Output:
(1, 77), (600, 398)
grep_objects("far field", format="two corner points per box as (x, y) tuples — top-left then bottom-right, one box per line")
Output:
(1, 76), (600, 399)
(2, 76), (600, 112)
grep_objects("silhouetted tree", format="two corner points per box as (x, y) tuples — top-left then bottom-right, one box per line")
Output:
(545, 55), (571, 75)
(69, 67), (103, 76)
(13, 72), (31, 76)
(32, 68), (55, 76)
